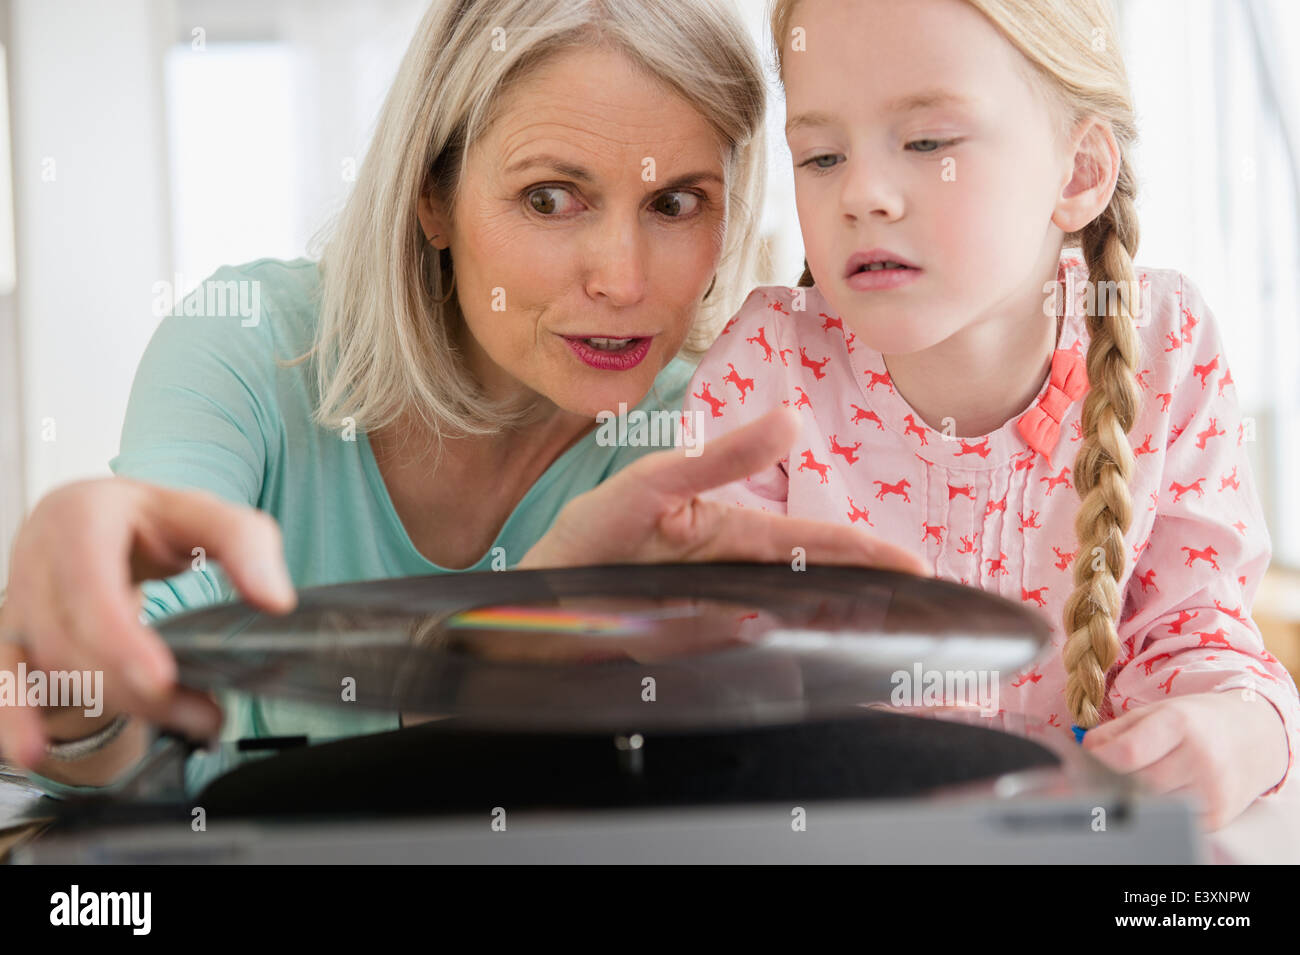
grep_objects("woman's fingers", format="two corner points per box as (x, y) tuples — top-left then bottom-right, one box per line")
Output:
(699, 502), (930, 575)
(641, 406), (800, 501)
(134, 483), (297, 614)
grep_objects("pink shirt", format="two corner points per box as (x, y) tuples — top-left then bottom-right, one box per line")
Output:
(682, 252), (1300, 797)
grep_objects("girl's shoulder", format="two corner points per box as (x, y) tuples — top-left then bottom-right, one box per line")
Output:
(721, 283), (839, 341)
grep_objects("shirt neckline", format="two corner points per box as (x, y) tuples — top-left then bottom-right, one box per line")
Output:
(840, 253), (1088, 472)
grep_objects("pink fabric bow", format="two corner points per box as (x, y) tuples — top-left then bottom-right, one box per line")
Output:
(1016, 348), (1090, 461)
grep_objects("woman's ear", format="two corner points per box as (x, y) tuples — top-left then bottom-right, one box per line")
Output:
(1051, 117), (1120, 235)
(417, 191), (453, 249)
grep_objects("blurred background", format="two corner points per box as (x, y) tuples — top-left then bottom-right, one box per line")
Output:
(0, 0), (1298, 657)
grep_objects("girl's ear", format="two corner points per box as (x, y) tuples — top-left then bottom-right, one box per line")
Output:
(417, 191), (453, 249)
(1051, 117), (1121, 235)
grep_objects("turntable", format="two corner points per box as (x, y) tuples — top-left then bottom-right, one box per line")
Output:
(15, 564), (1202, 863)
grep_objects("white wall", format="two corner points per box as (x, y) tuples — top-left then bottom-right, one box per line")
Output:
(10, 0), (173, 509)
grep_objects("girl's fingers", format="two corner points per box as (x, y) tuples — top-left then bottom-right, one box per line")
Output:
(1083, 703), (1184, 774)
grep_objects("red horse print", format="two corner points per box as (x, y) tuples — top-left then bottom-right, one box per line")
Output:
(797, 449), (831, 484)
(819, 312), (844, 333)
(1041, 468), (1071, 495)
(1213, 600), (1246, 623)
(1052, 546), (1074, 570)
(793, 386), (812, 411)
(723, 363), (754, 404)
(779, 347), (794, 366)
(1220, 466), (1239, 491)
(1133, 434), (1156, 456)
(1168, 477), (1205, 502)
(1011, 667), (1042, 688)
(1166, 610), (1197, 635)
(1139, 652), (1173, 676)
(1195, 418), (1223, 450)
(1018, 510), (1041, 531)
(746, 326), (776, 362)
(922, 523), (945, 545)
(799, 346), (830, 380)
(985, 494), (1007, 516)
(1192, 355), (1219, 388)
(846, 497), (872, 524)
(958, 535), (977, 554)
(767, 299), (789, 316)
(692, 382), (726, 418)
(1137, 569), (1158, 593)
(1195, 628), (1234, 649)
(948, 483), (975, 501)
(850, 404), (883, 429)
(955, 437), (991, 458)
(719, 314), (741, 335)
(1218, 368), (1234, 396)
(1157, 668), (1181, 695)
(863, 368), (893, 392)
(1021, 586), (1048, 607)
(902, 414), (929, 446)
(986, 551), (1009, 576)
(828, 434), (862, 464)
(873, 478), (911, 503)
(1181, 544), (1220, 570)
(1156, 392), (1173, 412)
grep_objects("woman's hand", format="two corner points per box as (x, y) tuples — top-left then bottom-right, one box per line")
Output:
(0, 477), (297, 773)
(519, 406), (930, 576)
(1082, 690), (1291, 831)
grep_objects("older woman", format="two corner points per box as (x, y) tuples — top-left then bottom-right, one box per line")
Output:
(0, 0), (925, 795)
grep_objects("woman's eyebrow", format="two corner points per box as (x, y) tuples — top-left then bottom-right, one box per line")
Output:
(786, 90), (978, 134)
(504, 153), (723, 189)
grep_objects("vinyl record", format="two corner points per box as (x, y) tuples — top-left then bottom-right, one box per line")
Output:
(157, 563), (1050, 733)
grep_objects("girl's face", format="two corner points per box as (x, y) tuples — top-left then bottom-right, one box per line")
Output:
(782, 0), (1076, 355)
(419, 46), (729, 420)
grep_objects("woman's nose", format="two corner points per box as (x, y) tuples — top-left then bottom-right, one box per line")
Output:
(583, 213), (649, 306)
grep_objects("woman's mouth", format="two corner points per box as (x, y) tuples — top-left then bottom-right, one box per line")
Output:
(562, 335), (654, 370)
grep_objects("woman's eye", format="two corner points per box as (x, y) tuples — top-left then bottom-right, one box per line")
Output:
(526, 186), (579, 216)
(652, 191), (701, 218)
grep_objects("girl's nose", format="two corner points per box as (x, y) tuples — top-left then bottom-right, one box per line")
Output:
(839, 156), (905, 222)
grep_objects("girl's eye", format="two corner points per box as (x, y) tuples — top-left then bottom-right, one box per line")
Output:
(526, 186), (580, 216)
(652, 191), (702, 218)
(798, 154), (842, 174)
(907, 139), (956, 153)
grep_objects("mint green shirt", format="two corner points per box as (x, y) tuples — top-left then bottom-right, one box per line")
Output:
(30, 257), (694, 798)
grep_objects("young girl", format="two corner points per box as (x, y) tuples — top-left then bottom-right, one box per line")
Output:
(683, 0), (1298, 829)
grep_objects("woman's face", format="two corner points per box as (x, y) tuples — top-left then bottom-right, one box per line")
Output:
(419, 46), (730, 419)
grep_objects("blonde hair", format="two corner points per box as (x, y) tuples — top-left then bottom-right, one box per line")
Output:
(283, 0), (766, 448)
(771, 0), (1141, 729)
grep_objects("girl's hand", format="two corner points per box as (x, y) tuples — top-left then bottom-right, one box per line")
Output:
(1082, 690), (1291, 831)
(0, 477), (298, 772)
(519, 406), (930, 576)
